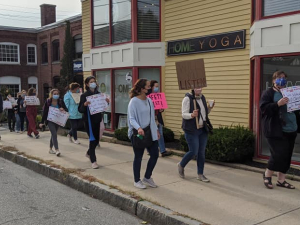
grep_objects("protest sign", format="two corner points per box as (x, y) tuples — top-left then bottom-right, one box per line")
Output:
(25, 96), (40, 105)
(86, 94), (108, 115)
(148, 93), (168, 110)
(175, 58), (207, 90)
(3, 101), (12, 109)
(281, 86), (300, 112)
(8, 97), (17, 106)
(71, 93), (81, 104)
(47, 107), (69, 127)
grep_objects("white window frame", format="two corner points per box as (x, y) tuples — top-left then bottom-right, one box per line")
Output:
(27, 44), (37, 65)
(0, 42), (20, 65)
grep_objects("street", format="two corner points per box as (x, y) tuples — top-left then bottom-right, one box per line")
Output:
(0, 157), (147, 225)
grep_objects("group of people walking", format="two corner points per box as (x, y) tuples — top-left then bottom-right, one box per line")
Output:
(0, 70), (298, 190)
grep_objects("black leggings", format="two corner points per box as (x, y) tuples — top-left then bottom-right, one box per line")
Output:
(68, 119), (81, 140)
(19, 112), (26, 131)
(85, 120), (100, 163)
(266, 131), (297, 173)
(7, 111), (15, 130)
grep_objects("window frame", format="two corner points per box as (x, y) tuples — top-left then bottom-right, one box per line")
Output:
(41, 42), (48, 65)
(90, 0), (161, 49)
(0, 42), (20, 65)
(27, 44), (37, 65)
(52, 39), (60, 62)
(74, 34), (83, 59)
(253, 0), (300, 21)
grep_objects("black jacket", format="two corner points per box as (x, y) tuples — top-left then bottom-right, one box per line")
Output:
(41, 98), (68, 125)
(78, 89), (102, 124)
(182, 93), (211, 133)
(0, 94), (3, 113)
(260, 87), (285, 138)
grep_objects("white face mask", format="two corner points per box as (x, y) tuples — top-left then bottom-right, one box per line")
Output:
(89, 82), (97, 89)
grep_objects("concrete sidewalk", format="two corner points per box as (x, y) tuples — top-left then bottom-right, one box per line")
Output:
(1, 129), (300, 225)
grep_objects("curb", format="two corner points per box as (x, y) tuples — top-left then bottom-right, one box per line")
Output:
(0, 148), (202, 225)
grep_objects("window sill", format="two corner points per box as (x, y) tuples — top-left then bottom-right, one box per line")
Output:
(52, 61), (61, 65)
(27, 63), (37, 66)
(41, 63), (48, 66)
(0, 62), (20, 65)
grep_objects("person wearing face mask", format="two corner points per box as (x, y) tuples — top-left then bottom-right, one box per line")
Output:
(15, 92), (22, 133)
(178, 88), (214, 182)
(24, 88), (39, 139)
(6, 94), (16, 132)
(147, 80), (172, 157)
(78, 76), (110, 169)
(260, 71), (297, 190)
(17, 90), (27, 134)
(128, 79), (160, 189)
(64, 82), (82, 144)
(40, 89), (68, 156)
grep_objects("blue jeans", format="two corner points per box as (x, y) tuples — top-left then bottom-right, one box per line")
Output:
(158, 124), (166, 153)
(180, 128), (208, 175)
(131, 138), (159, 183)
(15, 113), (21, 131)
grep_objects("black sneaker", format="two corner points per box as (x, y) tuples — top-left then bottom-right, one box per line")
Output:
(10, 129), (13, 132)
(35, 134), (40, 139)
(27, 134), (33, 138)
(161, 151), (172, 157)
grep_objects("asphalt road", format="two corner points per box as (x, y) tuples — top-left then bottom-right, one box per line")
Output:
(0, 158), (147, 225)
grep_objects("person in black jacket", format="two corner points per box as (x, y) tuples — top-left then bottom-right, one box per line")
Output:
(260, 71), (297, 190)
(6, 94), (16, 132)
(78, 76), (109, 169)
(148, 80), (172, 157)
(0, 93), (3, 141)
(40, 89), (68, 157)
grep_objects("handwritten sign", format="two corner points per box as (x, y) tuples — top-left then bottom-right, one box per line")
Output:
(25, 96), (40, 105)
(175, 59), (207, 90)
(8, 97), (17, 106)
(3, 101), (12, 109)
(71, 93), (81, 104)
(281, 86), (300, 112)
(86, 94), (108, 115)
(47, 107), (69, 127)
(148, 93), (168, 110)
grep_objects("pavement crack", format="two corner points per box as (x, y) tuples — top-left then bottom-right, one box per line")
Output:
(253, 207), (300, 225)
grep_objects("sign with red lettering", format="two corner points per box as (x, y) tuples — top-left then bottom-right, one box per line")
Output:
(148, 93), (168, 110)
(175, 58), (207, 90)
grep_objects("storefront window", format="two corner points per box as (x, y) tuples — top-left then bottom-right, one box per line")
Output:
(138, 68), (160, 83)
(114, 69), (132, 129)
(96, 70), (112, 129)
(93, 0), (110, 46)
(263, 0), (300, 17)
(261, 55), (300, 161)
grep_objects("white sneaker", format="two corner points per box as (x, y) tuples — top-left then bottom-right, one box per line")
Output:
(142, 178), (157, 188)
(134, 180), (146, 189)
(55, 150), (61, 157)
(92, 162), (99, 169)
(67, 134), (73, 143)
(73, 140), (80, 144)
(197, 175), (210, 183)
(49, 148), (56, 154)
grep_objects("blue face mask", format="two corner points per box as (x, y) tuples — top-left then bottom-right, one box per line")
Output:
(53, 95), (59, 100)
(275, 78), (287, 87)
(154, 87), (159, 93)
(89, 82), (97, 89)
(76, 89), (80, 93)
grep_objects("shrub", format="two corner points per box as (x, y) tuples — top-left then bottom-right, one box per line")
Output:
(163, 126), (175, 142)
(179, 125), (255, 162)
(114, 127), (130, 142)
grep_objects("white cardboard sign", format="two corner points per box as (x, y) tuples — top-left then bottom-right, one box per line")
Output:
(3, 101), (12, 109)
(47, 106), (69, 127)
(281, 86), (300, 112)
(25, 96), (40, 105)
(86, 94), (108, 115)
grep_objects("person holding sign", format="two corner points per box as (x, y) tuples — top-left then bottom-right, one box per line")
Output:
(17, 90), (27, 134)
(178, 88), (214, 182)
(147, 80), (172, 157)
(128, 79), (160, 189)
(64, 82), (82, 144)
(260, 71), (297, 190)
(40, 89), (68, 156)
(24, 88), (40, 139)
(78, 76), (110, 169)
(6, 95), (17, 132)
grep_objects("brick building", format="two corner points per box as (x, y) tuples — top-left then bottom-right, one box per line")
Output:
(0, 4), (82, 101)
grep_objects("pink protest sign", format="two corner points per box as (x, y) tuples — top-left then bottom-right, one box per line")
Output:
(148, 93), (168, 110)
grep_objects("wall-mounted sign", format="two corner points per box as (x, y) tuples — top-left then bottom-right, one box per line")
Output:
(73, 61), (83, 72)
(167, 30), (245, 56)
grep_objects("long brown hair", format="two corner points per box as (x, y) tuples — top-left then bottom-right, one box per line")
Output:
(27, 87), (36, 96)
(129, 79), (148, 99)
